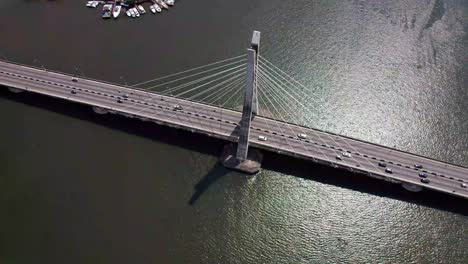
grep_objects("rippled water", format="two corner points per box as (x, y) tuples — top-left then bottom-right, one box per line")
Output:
(0, 0), (467, 263)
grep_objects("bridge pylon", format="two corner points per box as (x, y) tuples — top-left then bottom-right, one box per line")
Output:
(221, 31), (263, 174)
(251, 30), (260, 116)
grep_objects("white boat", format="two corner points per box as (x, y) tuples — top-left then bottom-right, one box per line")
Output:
(149, 5), (156, 14)
(133, 8), (140, 17)
(137, 5), (146, 14)
(130, 9), (136, 17)
(112, 5), (121, 18)
(154, 4), (162, 12)
(86, 1), (98, 8)
(165, 0), (174, 6)
(126, 10), (131, 17)
(102, 4), (113, 19)
(156, 0), (168, 9)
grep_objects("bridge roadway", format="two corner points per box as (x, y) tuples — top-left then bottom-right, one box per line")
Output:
(1, 60), (467, 199)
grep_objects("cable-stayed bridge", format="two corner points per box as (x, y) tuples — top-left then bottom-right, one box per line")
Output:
(1, 32), (467, 199)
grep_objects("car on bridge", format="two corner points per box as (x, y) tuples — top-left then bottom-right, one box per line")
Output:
(258, 135), (267, 141)
(421, 178), (430, 184)
(342, 152), (352, 158)
(297, 133), (307, 139)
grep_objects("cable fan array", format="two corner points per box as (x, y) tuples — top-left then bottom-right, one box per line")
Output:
(255, 55), (380, 171)
(132, 54), (247, 110)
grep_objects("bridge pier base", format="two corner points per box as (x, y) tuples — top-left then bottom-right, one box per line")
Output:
(221, 144), (263, 175)
(92, 106), (109, 115)
(8, 87), (23, 93)
(402, 183), (423, 192)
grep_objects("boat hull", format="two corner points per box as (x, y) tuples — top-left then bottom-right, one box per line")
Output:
(113, 7), (121, 18)
(102, 4), (113, 19)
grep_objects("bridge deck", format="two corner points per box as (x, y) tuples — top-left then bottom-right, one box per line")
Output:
(1, 60), (467, 199)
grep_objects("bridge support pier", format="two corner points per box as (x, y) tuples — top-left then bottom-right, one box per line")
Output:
(221, 31), (263, 174)
(92, 106), (109, 115)
(401, 183), (423, 192)
(221, 143), (263, 174)
(8, 87), (23, 93)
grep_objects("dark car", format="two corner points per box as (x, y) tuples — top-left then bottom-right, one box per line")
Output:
(414, 164), (423, 169)
(378, 162), (387, 167)
(420, 178), (430, 184)
(117, 99), (123, 103)
(71, 90), (77, 94)
(71, 77), (78, 82)
(418, 172), (427, 178)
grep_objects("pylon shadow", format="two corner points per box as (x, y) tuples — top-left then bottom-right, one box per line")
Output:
(188, 163), (230, 206)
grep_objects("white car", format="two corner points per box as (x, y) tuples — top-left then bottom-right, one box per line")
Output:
(258, 135), (267, 141)
(297, 133), (307, 139)
(342, 152), (351, 158)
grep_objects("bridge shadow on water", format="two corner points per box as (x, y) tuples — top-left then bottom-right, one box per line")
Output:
(262, 153), (468, 216)
(1, 87), (467, 216)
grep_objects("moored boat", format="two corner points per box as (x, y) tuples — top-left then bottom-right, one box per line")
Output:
(113, 5), (122, 18)
(149, 5), (156, 14)
(165, 0), (174, 6)
(133, 7), (140, 17)
(137, 5), (146, 14)
(86, 1), (99, 8)
(156, 0), (168, 9)
(102, 4), (113, 19)
(154, 4), (162, 12)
